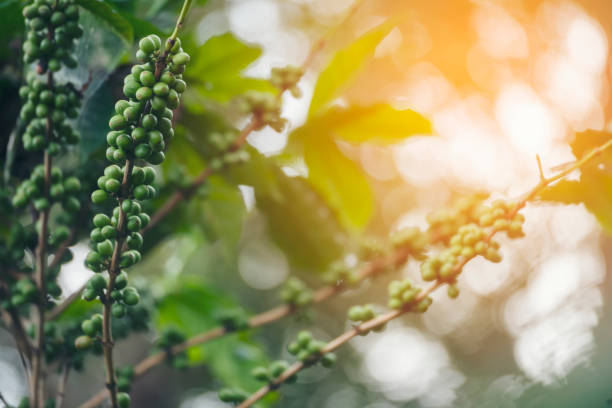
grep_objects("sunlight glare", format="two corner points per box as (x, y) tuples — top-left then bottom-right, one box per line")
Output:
(495, 83), (564, 156)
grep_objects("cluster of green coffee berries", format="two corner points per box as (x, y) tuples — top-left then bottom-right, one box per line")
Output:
(420, 199), (525, 286)
(111, 292), (150, 338)
(251, 360), (297, 384)
(19, 79), (81, 153)
(22, 0), (83, 69)
(215, 309), (250, 332)
(287, 330), (336, 367)
(74, 313), (102, 350)
(390, 227), (428, 259)
(280, 277), (313, 307)
(155, 327), (188, 369)
(238, 91), (286, 132)
(206, 130), (250, 171)
(322, 260), (360, 286)
(270, 65), (303, 97)
(0, 221), (36, 276)
(426, 194), (488, 243)
(12, 165), (81, 213)
(218, 387), (249, 405)
(85, 34), (189, 318)
(82, 272), (140, 309)
(387, 279), (432, 313)
(105, 35), (188, 165)
(347, 304), (386, 335)
(34, 320), (88, 369)
(8, 278), (38, 308)
(116, 365), (135, 393)
(477, 200), (525, 238)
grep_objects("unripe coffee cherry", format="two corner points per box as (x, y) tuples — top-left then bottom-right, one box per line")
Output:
(117, 392), (131, 408)
(139, 36), (156, 54)
(91, 189), (108, 204)
(75, 335), (93, 350)
(122, 288), (140, 306)
(97, 239), (114, 257)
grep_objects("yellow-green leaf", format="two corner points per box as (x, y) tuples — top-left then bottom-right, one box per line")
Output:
(309, 22), (393, 117)
(303, 136), (372, 228)
(308, 104), (431, 144)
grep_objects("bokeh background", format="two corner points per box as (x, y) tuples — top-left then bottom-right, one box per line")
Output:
(2, 0), (612, 407)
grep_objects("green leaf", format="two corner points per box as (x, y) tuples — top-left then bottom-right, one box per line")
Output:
(195, 175), (246, 255)
(156, 281), (270, 394)
(228, 149), (348, 269)
(305, 104), (431, 144)
(0, 0), (24, 61)
(303, 136), (372, 228)
(55, 298), (100, 323)
(539, 130), (612, 232)
(185, 33), (275, 102)
(76, 0), (133, 44)
(309, 22), (393, 117)
(119, 12), (168, 40)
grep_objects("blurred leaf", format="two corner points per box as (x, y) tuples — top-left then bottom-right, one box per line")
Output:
(0, 0), (24, 62)
(76, 78), (116, 160)
(309, 22), (393, 117)
(156, 281), (270, 395)
(228, 149), (348, 269)
(120, 12), (168, 39)
(304, 104), (431, 144)
(540, 130), (612, 232)
(185, 33), (275, 102)
(161, 133), (246, 255)
(76, 0), (133, 44)
(55, 298), (100, 323)
(195, 175), (246, 256)
(162, 130), (207, 178)
(567, 129), (612, 161)
(303, 136), (372, 229)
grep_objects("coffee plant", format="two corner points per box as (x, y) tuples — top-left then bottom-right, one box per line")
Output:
(1, 0), (611, 407)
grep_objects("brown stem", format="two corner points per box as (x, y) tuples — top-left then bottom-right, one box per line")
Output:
(47, 227), (77, 272)
(55, 363), (70, 408)
(76, 247), (412, 408)
(31, 50), (56, 407)
(101, 159), (133, 408)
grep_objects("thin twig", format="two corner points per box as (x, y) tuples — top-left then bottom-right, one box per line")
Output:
(47, 227), (77, 272)
(536, 155), (545, 181)
(0, 392), (10, 407)
(46, 281), (89, 321)
(76, 247), (412, 408)
(55, 363), (70, 408)
(235, 139), (612, 408)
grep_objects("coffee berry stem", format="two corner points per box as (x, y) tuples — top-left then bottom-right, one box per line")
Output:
(234, 140), (612, 408)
